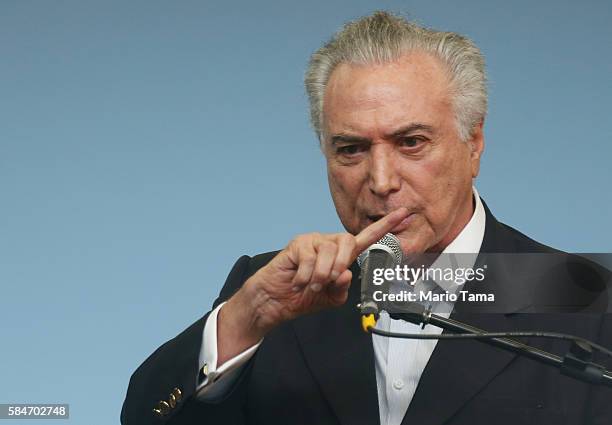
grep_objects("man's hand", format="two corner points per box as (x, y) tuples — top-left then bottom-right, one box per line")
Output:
(217, 208), (409, 365)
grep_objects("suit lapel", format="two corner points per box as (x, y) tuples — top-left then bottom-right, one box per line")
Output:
(291, 264), (381, 425)
(399, 311), (520, 425)
(400, 199), (529, 425)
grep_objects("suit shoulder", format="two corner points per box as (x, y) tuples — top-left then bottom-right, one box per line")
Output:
(215, 251), (280, 303)
(495, 221), (562, 254)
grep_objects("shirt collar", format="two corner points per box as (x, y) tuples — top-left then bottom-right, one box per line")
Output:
(442, 186), (486, 255)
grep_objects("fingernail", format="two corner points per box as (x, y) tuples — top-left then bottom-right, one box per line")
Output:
(292, 286), (301, 292)
(330, 271), (339, 281)
(310, 283), (322, 292)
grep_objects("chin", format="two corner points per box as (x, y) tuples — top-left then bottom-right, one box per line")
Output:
(395, 227), (437, 255)
(395, 234), (424, 255)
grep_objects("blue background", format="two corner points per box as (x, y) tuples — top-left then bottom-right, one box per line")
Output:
(1, 1), (610, 423)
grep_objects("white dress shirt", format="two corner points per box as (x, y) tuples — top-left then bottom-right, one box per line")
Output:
(195, 187), (486, 425)
(373, 188), (485, 425)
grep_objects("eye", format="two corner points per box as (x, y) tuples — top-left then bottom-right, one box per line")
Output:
(337, 144), (366, 156)
(398, 137), (427, 151)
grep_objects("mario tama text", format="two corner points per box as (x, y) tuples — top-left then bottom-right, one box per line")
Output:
(373, 289), (494, 303)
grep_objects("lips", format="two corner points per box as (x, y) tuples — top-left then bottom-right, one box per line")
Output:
(391, 213), (416, 233)
(365, 211), (416, 233)
(366, 214), (384, 223)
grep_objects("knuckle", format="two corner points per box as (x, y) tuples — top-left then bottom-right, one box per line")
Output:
(301, 252), (316, 264)
(289, 235), (316, 255)
(288, 236), (301, 249)
(341, 233), (356, 247)
(334, 258), (349, 272)
(319, 241), (337, 252)
(293, 274), (308, 285)
(312, 270), (328, 283)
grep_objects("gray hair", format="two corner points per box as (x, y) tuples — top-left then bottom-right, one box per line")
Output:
(305, 11), (487, 142)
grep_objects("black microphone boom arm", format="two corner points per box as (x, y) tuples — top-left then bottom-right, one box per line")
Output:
(382, 303), (612, 388)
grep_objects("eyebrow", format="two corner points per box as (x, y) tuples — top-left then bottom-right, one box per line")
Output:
(388, 123), (435, 138)
(330, 134), (370, 146)
(329, 123), (435, 146)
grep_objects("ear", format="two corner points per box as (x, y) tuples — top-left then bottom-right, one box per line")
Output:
(468, 120), (485, 178)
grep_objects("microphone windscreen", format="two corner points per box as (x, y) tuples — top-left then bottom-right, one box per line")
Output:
(357, 233), (403, 267)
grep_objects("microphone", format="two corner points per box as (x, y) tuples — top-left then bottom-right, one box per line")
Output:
(357, 233), (403, 331)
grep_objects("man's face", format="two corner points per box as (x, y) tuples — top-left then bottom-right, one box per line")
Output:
(322, 52), (484, 254)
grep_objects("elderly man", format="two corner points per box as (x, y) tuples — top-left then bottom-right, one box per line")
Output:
(121, 11), (611, 425)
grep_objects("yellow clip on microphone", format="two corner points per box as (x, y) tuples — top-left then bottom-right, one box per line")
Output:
(362, 313), (378, 333)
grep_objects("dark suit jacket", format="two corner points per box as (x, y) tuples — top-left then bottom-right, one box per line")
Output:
(121, 201), (612, 424)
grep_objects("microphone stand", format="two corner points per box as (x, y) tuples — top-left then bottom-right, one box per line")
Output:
(384, 302), (612, 388)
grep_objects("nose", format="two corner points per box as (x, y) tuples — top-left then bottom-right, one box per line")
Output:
(368, 144), (401, 197)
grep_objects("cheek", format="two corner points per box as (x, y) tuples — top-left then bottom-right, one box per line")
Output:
(410, 156), (454, 202)
(327, 165), (360, 200)
(327, 167), (344, 200)
(416, 145), (472, 216)
(327, 164), (364, 230)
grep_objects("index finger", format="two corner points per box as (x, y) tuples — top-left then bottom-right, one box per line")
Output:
(353, 207), (410, 255)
